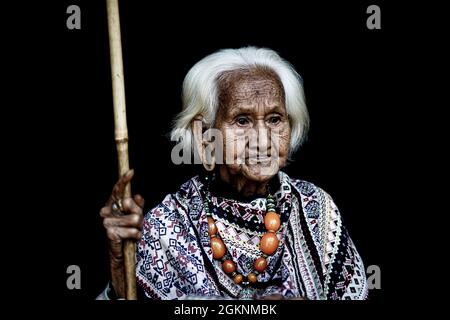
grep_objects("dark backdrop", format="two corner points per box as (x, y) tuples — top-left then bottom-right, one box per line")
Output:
(17, 0), (405, 302)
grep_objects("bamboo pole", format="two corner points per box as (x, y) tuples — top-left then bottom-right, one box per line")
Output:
(106, 0), (137, 300)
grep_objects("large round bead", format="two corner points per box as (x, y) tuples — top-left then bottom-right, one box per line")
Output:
(222, 260), (236, 274)
(248, 273), (257, 283)
(210, 237), (226, 259)
(207, 217), (218, 236)
(254, 257), (267, 272)
(264, 212), (281, 232)
(260, 233), (279, 255)
(233, 274), (243, 284)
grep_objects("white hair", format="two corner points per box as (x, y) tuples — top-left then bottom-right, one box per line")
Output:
(171, 46), (309, 155)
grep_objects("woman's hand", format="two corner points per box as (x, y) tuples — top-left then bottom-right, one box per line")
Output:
(99, 169), (144, 298)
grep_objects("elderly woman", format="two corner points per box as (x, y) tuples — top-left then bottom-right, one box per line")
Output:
(99, 47), (368, 300)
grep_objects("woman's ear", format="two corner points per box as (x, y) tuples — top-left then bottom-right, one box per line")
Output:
(192, 115), (215, 171)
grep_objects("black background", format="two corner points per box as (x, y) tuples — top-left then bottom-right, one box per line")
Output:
(7, 0), (422, 307)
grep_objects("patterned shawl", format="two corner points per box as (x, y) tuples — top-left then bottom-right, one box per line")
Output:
(136, 171), (368, 300)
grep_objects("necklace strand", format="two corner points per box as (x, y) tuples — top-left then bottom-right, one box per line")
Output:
(203, 176), (281, 286)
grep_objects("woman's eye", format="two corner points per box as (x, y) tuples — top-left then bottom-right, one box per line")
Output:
(237, 117), (249, 126)
(268, 116), (281, 124)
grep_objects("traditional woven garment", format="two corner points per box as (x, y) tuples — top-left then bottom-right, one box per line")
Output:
(136, 171), (368, 300)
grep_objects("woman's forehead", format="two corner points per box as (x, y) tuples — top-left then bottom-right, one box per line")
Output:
(231, 78), (282, 100)
(218, 69), (285, 111)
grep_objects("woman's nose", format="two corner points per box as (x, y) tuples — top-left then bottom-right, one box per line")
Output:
(247, 125), (271, 155)
(257, 128), (269, 153)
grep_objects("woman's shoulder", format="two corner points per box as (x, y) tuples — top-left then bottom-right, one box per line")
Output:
(283, 173), (341, 223)
(283, 173), (333, 202)
(145, 175), (203, 217)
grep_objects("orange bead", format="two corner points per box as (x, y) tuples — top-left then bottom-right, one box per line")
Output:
(207, 217), (218, 236)
(254, 257), (267, 272)
(264, 212), (281, 232)
(234, 274), (243, 284)
(264, 211), (281, 232)
(248, 273), (257, 283)
(260, 232), (279, 255)
(222, 260), (236, 274)
(210, 237), (226, 259)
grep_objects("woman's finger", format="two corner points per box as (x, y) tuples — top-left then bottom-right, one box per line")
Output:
(112, 169), (134, 201)
(134, 194), (145, 209)
(103, 214), (143, 229)
(100, 205), (113, 218)
(122, 197), (143, 215)
(106, 226), (142, 241)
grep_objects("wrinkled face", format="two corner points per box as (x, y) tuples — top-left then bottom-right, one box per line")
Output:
(215, 68), (291, 182)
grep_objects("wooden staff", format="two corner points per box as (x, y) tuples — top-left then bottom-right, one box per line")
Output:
(106, 0), (137, 300)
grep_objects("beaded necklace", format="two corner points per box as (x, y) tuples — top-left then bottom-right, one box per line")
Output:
(202, 175), (282, 288)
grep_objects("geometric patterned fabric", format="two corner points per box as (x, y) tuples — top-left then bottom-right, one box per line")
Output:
(136, 171), (368, 300)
